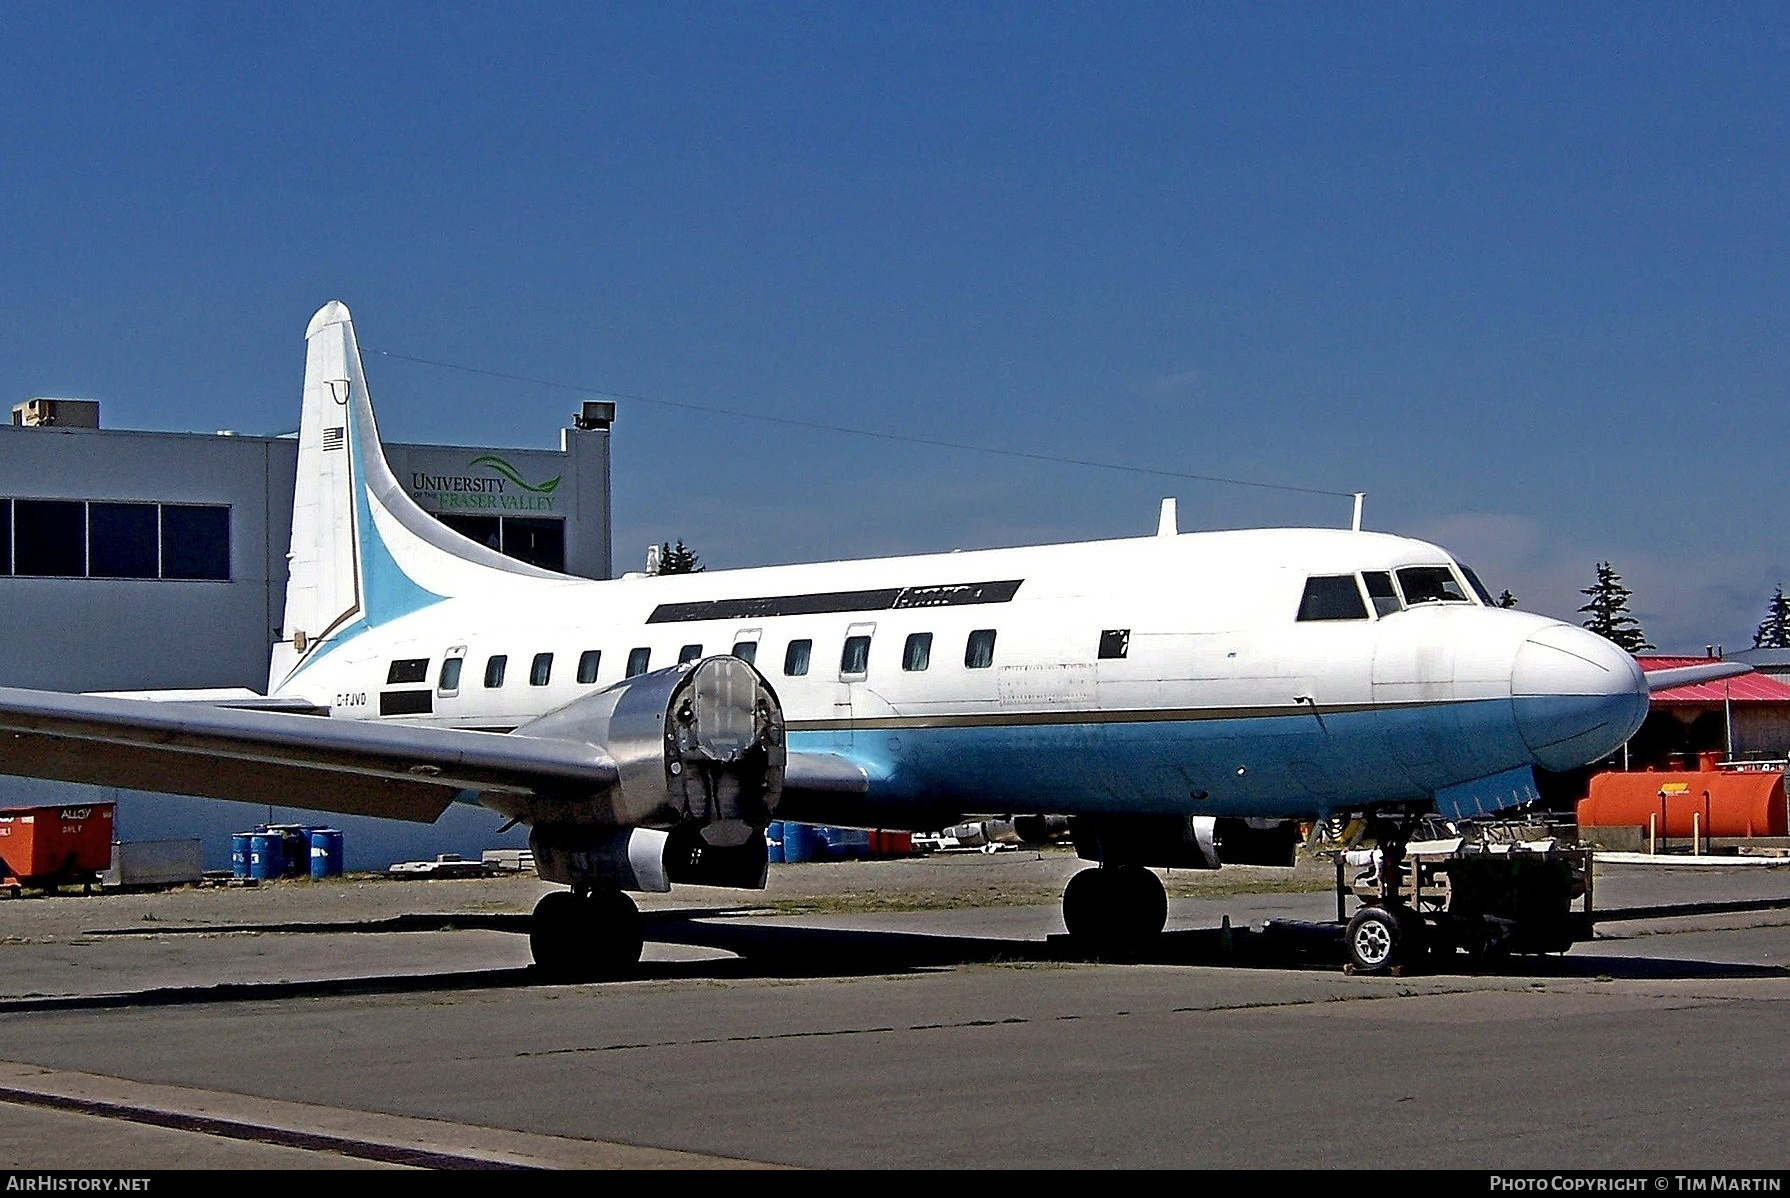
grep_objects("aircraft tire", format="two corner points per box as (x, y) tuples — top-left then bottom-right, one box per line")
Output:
(1344, 905), (1407, 974)
(529, 889), (586, 978)
(1062, 866), (1166, 956)
(589, 887), (644, 977)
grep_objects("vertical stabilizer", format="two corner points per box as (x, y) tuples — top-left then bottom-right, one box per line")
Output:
(269, 302), (565, 692)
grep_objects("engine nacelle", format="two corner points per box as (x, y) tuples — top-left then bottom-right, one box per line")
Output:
(497, 657), (787, 891)
(1070, 815), (1300, 869)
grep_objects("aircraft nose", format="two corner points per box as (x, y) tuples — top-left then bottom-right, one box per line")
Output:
(1511, 624), (1650, 771)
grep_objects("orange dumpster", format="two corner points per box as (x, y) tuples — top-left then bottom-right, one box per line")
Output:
(0, 803), (116, 894)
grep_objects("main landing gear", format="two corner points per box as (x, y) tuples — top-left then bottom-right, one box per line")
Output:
(529, 885), (644, 980)
(1062, 864), (1168, 956)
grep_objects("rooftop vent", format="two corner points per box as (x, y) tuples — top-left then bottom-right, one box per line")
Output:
(12, 398), (100, 428)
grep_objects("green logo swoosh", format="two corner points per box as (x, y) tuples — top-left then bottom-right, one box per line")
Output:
(470, 455), (561, 494)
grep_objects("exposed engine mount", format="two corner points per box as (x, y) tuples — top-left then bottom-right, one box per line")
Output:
(488, 656), (787, 893)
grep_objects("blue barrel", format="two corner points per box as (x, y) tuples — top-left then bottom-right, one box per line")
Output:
(820, 826), (871, 860)
(230, 833), (252, 878)
(247, 832), (283, 881)
(279, 827), (311, 877)
(309, 828), (345, 879)
(766, 821), (785, 864)
(781, 822), (815, 864)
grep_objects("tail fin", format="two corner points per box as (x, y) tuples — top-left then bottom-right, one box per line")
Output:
(269, 301), (564, 692)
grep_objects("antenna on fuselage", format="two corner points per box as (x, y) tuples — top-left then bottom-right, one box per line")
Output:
(1351, 493), (1364, 532)
(1157, 497), (1177, 537)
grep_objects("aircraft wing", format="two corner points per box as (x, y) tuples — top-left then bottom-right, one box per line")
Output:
(0, 685), (615, 822)
(1644, 661), (1754, 692)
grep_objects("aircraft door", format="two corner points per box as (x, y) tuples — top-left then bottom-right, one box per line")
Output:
(437, 645), (467, 703)
(833, 621), (876, 746)
(729, 627), (762, 668)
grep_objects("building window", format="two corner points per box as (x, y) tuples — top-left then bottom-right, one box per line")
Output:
(0, 499), (228, 581)
(438, 513), (565, 572)
(577, 650), (601, 684)
(679, 643), (703, 664)
(13, 500), (85, 577)
(530, 652), (553, 686)
(484, 655), (508, 688)
(964, 629), (997, 669)
(783, 639), (811, 677)
(88, 503), (159, 578)
(1098, 629), (1130, 660)
(161, 505), (230, 580)
(902, 632), (932, 672)
(626, 647), (651, 677)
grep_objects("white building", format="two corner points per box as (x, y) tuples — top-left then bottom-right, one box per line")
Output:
(0, 398), (615, 868)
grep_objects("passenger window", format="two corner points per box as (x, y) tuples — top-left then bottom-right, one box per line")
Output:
(902, 632), (932, 672)
(387, 658), (429, 684)
(1395, 566), (1469, 606)
(1098, 629), (1129, 659)
(530, 652), (553, 686)
(840, 635), (872, 676)
(437, 658), (463, 693)
(679, 643), (703, 664)
(483, 655), (508, 688)
(626, 647), (651, 677)
(784, 639), (812, 676)
(1363, 572), (1401, 617)
(577, 650), (601, 684)
(964, 629), (996, 669)
(731, 641), (758, 665)
(1296, 576), (1369, 621)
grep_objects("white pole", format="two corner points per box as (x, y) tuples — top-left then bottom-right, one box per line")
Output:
(1351, 493), (1364, 531)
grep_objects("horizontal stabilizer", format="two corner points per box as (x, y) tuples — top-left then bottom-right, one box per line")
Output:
(0, 686), (616, 823)
(1644, 661), (1754, 692)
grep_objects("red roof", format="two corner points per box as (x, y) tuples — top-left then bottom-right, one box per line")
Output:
(1636, 656), (1790, 704)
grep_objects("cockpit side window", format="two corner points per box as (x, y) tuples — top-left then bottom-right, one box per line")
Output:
(1296, 575), (1369, 621)
(1396, 566), (1470, 606)
(1459, 564), (1496, 606)
(1362, 571), (1402, 617)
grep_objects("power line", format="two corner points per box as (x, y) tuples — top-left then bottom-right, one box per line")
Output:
(370, 348), (1357, 500)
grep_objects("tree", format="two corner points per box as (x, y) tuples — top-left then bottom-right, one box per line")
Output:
(1579, 561), (1652, 651)
(656, 539), (703, 575)
(1754, 584), (1790, 648)
(1495, 589), (1518, 609)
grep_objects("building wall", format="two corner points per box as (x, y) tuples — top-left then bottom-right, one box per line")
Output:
(0, 419), (611, 692)
(0, 416), (612, 869)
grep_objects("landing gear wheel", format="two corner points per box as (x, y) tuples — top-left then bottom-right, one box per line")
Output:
(529, 887), (645, 980)
(1062, 866), (1167, 957)
(1345, 905), (1409, 975)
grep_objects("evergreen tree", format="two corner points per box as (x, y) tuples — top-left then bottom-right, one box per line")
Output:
(657, 539), (703, 574)
(1753, 584), (1790, 649)
(1579, 561), (1652, 652)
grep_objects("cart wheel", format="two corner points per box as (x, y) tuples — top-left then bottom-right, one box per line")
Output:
(1345, 906), (1407, 974)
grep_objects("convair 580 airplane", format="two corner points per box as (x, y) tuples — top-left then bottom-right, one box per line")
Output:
(0, 303), (1739, 975)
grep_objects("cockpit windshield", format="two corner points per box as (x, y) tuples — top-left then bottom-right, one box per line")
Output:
(1395, 565), (1472, 606)
(1458, 564), (1496, 606)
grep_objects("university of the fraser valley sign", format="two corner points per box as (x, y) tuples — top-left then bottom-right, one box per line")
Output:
(408, 455), (562, 512)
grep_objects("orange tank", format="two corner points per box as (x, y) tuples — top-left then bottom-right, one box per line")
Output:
(1578, 770), (1788, 838)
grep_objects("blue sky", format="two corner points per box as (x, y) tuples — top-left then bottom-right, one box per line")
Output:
(5, 3), (1788, 653)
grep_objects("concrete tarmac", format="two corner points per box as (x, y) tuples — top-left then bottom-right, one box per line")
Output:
(2, 849), (1789, 1171)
